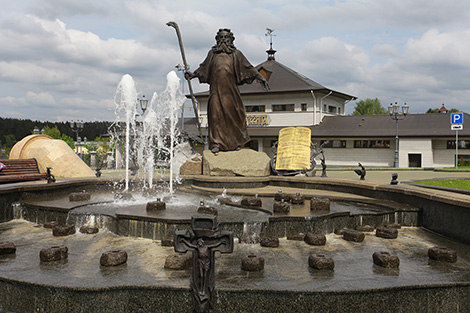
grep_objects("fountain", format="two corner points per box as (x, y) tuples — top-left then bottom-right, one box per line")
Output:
(1, 75), (470, 312)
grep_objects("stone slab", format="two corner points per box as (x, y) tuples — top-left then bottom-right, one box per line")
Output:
(203, 149), (271, 177)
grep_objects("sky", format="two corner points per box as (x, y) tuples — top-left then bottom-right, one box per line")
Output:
(0, 0), (469, 122)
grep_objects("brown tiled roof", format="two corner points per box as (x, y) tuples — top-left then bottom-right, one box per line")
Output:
(192, 59), (357, 100)
(311, 113), (470, 138)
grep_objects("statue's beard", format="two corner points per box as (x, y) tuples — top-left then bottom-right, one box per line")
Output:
(212, 41), (236, 54)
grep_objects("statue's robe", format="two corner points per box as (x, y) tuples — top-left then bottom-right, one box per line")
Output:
(194, 49), (260, 151)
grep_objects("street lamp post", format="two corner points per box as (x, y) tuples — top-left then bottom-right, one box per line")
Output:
(139, 95), (148, 115)
(388, 102), (409, 168)
(70, 120), (84, 154)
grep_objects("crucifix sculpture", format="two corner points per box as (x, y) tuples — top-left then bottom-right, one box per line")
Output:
(174, 215), (233, 312)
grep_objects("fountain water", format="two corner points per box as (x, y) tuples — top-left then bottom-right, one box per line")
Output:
(113, 71), (185, 193)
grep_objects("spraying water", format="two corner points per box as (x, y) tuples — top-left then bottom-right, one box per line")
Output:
(114, 74), (137, 191)
(113, 71), (185, 194)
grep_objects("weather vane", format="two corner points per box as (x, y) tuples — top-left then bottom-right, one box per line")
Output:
(265, 28), (276, 50)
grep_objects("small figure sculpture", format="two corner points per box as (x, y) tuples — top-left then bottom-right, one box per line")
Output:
(46, 167), (56, 184)
(185, 28), (269, 154)
(390, 173), (398, 185)
(354, 163), (366, 180)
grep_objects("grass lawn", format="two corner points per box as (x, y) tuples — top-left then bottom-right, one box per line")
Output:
(414, 179), (470, 190)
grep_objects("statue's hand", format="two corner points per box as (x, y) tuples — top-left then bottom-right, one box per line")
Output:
(185, 71), (195, 80)
(257, 75), (270, 91)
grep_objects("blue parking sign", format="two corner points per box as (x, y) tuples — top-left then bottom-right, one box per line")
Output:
(451, 113), (463, 124)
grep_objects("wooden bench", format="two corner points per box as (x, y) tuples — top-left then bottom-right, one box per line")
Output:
(0, 158), (48, 183)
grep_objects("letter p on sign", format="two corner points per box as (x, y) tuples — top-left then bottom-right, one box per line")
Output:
(451, 113), (463, 124)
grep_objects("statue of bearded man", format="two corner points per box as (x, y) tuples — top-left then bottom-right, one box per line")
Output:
(186, 28), (269, 154)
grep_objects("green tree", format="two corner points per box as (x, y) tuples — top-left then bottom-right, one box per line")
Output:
(41, 126), (75, 149)
(352, 98), (387, 115)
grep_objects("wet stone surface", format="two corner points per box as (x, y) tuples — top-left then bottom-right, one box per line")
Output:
(0, 220), (469, 293)
(69, 192), (91, 202)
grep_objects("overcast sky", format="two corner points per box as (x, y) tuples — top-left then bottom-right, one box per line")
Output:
(1, 0), (469, 122)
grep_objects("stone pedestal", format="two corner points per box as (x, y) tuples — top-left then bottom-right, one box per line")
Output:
(53, 225), (76, 237)
(164, 253), (192, 270)
(291, 193), (305, 205)
(310, 197), (330, 210)
(428, 247), (457, 263)
(304, 233), (326, 246)
(147, 200), (166, 212)
(180, 157), (202, 175)
(343, 229), (365, 242)
(241, 197), (262, 207)
(260, 236), (279, 248)
(40, 246), (68, 262)
(203, 149), (271, 176)
(79, 226), (99, 234)
(376, 227), (398, 239)
(273, 201), (290, 213)
(373, 251), (400, 268)
(100, 249), (127, 266)
(309, 254), (334, 270)
(90, 151), (97, 168)
(241, 253), (264, 271)
(0, 242), (16, 255)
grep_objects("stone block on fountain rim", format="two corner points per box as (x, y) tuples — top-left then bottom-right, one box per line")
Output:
(100, 249), (128, 267)
(343, 229), (365, 242)
(146, 201), (166, 212)
(356, 225), (375, 232)
(260, 236), (279, 248)
(372, 251), (400, 268)
(428, 246), (457, 263)
(274, 193), (292, 203)
(241, 253), (265, 272)
(291, 193), (305, 205)
(52, 224), (76, 237)
(79, 225), (99, 234)
(308, 253), (334, 270)
(179, 158), (202, 175)
(304, 233), (327, 246)
(287, 233), (306, 241)
(40, 245), (68, 262)
(164, 252), (192, 270)
(376, 227), (398, 239)
(44, 221), (59, 229)
(161, 233), (175, 247)
(241, 197), (262, 208)
(197, 205), (218, 215)
(310, 197), (330, 210)
(273, 201), (290, 213)
(0, 242), (16, 255)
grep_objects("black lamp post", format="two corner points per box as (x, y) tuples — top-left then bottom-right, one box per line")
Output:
(388, 102), (409, 167)
(70, 120), (84, 154)
(139, 95), (148, 115)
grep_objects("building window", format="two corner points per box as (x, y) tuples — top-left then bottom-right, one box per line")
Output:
(301, 103), (307, 111)
(338, 107), (341, 114)
(354, 140), (390, 148)
(272, 104), (294, 112)
(246, 105), (265, 112)
(321, 140), (346, 148)
(328, 106), (336, 114)
(447, 140), (470, 149)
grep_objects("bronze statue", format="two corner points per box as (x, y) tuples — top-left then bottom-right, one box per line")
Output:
(186, 28), (269, 154)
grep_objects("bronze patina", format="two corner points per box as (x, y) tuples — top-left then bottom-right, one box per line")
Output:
(186, 29), (269, 154)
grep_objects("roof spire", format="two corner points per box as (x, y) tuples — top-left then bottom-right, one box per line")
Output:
(265, 28), (276, 61)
